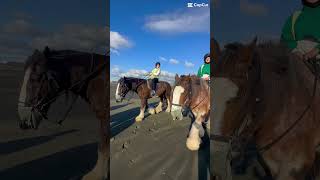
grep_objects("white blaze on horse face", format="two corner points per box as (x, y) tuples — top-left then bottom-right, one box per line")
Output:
(171, 86), (185, 120)
(115, 82), (121, 100)
(18, 67), (32, 121)
(212, 78), (239, 135)
(18, 67), (32, 106)
(172, 86), (185, 105)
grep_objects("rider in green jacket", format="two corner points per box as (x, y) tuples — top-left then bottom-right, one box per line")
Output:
(281, 0), (320, 60)
(197, 53), (211, 81)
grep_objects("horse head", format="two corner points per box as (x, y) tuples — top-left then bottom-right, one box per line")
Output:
(17, 47), (60, 129)
(212, 37), (259, 137)
(115, 77), (131, 102)
(171, 74), (193, 120)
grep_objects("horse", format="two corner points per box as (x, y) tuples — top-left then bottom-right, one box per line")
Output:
(212, 37), (320, 180)
(17, 47), (109, 180)
(115, 77), (172, 121)
(171, 74), (210, 151)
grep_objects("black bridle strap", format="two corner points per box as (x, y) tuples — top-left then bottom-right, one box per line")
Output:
(37, 56), (107, 124)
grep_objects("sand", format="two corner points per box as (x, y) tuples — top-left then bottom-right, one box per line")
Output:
(110, 87), (211, 180)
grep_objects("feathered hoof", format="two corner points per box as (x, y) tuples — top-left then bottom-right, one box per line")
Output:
(186, 138), (200, 151)
(148, 108), (156, 115)
(135, 116), (143, 122)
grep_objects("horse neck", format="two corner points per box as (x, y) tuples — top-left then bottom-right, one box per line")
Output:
(128, 78), (145, 92)
(48, 53), (105, 96)
(190, 81), (209, 107)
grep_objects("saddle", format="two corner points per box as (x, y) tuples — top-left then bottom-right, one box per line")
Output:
(147, 79), (159, 90)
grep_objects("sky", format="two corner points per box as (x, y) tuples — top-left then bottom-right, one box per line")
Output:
(0, 0), (108, 62)
(212, 0), (301, 45)
(0, 0), (303, 83)
(110, 0), (210, 83)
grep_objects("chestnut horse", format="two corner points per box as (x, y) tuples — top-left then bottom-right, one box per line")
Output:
(17, 47), (109, 180)
(171, 75), (210, 151)
(115, 77), (172, 121)
(212, 38), (320, 180)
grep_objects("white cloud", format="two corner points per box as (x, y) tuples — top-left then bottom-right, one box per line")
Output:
(110, 31), (132, 50)
(110, 48), (120, 55)
(240, 0), (268, 16)
(110, 66), (176, 84)
(159, 56), (167, 62)
(169, 58), (179, 64)
(30, 24), (108, 54)
(0, 15), (109, 61)
(185, 61), (195, 68)
(144, 8), (209, 34)
(111, 65), (121, 75)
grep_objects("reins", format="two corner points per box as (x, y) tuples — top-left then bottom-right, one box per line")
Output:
(211, 56), (319, 155)
(171, 79), (210, 110)
(257, 58), (318, 153)
(35, 54), (107, 125)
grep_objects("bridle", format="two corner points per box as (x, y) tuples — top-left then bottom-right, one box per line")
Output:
(117, 78), (147, 101)
(211, 53), (319, 155)
(172, 78), (209, 111)
(20, 52), (107, 125)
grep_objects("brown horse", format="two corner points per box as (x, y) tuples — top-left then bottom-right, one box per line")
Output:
(115, 77), (172, 121)
(171, 75), (210, 151)
(212, 38), (320, 180)
(17, 47), (109, 180)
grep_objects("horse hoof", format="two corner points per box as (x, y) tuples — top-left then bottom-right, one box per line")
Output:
(135, 117), (143, 122)
(165, 109), (170, 113)
(155, 108), (162, 114)
(148, 108), (155, 115)
(186, 138), (200, 151)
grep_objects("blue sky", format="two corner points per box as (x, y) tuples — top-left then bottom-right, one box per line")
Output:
(110, 0), (210, 82)
(212, 0), (301, 45)
(0, 0), (107, 62)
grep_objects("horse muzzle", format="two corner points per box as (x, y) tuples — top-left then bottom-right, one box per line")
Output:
(181, 107), (189, 117)
(171, 105), (183, 121)
(17, 106), (42, 129)
(115, 95), (124, 103)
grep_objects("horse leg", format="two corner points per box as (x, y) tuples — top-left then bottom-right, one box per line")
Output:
(82, 78), (109, 180)
(186, 114), (205, 151)
(165, 92), (171, 113)
(136, 98), (147, 122)
(155, 95), (163, 114)
(147, 98), (156, 115)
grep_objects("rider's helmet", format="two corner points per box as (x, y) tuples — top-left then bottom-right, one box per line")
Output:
(302, 0), (320, 8)
(155, 62), (161, 67)
(203, 53), (210, 64)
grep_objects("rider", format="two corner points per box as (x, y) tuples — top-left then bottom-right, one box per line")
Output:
(281, 0), (320, 60)
(148, 62), (161, 96)
(197, 53), (211, 81)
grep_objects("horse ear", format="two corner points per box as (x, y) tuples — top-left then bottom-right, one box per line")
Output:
(43, 46), (50, 57)
(211, 38), (221, 63)
(175, 74), (179, 82)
